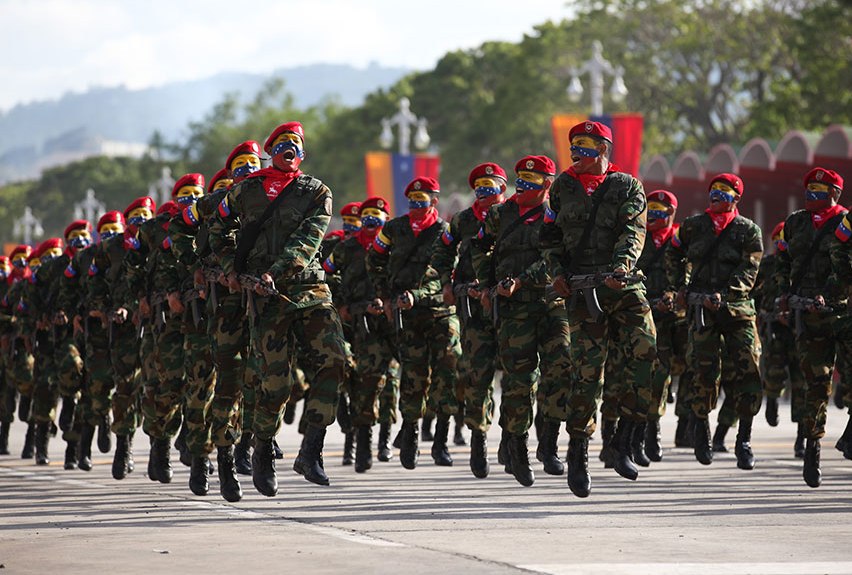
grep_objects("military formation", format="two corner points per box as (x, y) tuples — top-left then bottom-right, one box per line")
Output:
(1, 120), (850, 501)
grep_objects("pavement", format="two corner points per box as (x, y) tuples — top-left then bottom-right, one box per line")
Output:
(1, 397), (852, 575)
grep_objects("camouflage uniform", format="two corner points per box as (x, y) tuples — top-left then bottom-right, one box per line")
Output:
(6, 276), (35, 421)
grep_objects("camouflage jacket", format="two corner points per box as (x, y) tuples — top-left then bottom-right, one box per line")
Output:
(88, 234), (137, 312)
(169, 189), (228, 273)
(24, 254), (68, 326)
(430, 205), (486, 288)
(753, 253), (782, 312)
(57, 246), (97, 318)
(124, 214), (178, 301)
(636, 230), (675, 300)
(326, 235), (378, 306)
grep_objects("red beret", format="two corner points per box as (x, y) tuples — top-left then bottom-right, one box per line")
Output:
(360, 196), (390, 214)
(33, 238), (64, 258)
(569, 121), (613, 143)
(157, 201), (181, 218)
(771, 221), (785, 239)
(709, 173), (744, 196)
(124, 196), (156, 218)
(264, 121), (305, 153)
(226, 141), (261, 171)
(64, 219), (92, 239)
(172, 173), (205, 197)
(98, 211), (125, 230)
(10, 245), (32, 259)
(468, 163), (508, 189)
(647, 189), (678, 209)
(404, 176), (440, 196)
(515, 155), (556, 176)
(341, 202), (362, 218)
(207, 168), (232, 193)
(803, 167), (843, 191)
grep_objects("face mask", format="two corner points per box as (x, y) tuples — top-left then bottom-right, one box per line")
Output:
(570, 136), (601, 159)
(230, 154), (261, 180)
(41, 251), (61, 263)
(271, 134), (305, 160)
(342, 216), (362, 233)
(175, 185), (203, 207)
(515, 178), (544, 193)
(126, 207), (152, 227)
(12, 258), (27, 269)
(99, 231), (118, 241)
(648, 210), (668, 221)
(407, 191), (432, 210)
(709, 189), (736, 203)
(805, 183), (831, 201)
(361, 216), (384, 228)
(69, 236), (91, 249)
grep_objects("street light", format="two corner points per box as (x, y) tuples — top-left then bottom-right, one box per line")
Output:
(13, 206), (44, 246)
(379, 97), (430, 155)
(567, 40), (628, 116)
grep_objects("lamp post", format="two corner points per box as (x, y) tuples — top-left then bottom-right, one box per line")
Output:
(73, 188), (106, 224)
(567, 40), (628, 116)
(148, 166), (175, 207)
(379, 97), (430, 155)
(13, 206), (44, 246)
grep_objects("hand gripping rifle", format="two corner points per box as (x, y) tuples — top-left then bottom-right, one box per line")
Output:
(452, 281), (478, 323)
(686, 292), (725, 332)
(568, 271), (645, 322)
(784, 295), (828, 338)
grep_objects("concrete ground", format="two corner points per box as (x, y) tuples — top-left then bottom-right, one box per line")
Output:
(1, 397), (851, 575)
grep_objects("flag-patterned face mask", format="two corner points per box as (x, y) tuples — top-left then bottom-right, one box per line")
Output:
(805, 182), (831, 202)
(175, 185), (204, 207)
(709, 181), (737, 204)
(342, 215), (362, 233)
(271, 132), (305, 160)
(98, 222), (125, 241)
(647, 201), (670, 222)
(473, 176), (504, 199)
(40, 247), (63, 263)
(67, 229), (92, 249)
(230, 154), (261, 180)
(360, 207), (387, 228)
(126, 207), (153, 226)
(407, 191), (432, 209)
(515, 170), (546, 193)
(11, 255), (28, 269)
(570, 135), (601, 159)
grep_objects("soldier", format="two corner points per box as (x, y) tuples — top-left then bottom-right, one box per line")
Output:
(5, 245), (35, 458)
(431, 162), (507, 478)
(666, 172), (763, 470)
(545, 121), (657, 498)
(366, 176), (461, 470)
(833, 210), (852, 460)
(0, 255), (13, 455)
(210, 121), (346, 495)
(776, 167), (849, 487)
(471, 155), (572, 487)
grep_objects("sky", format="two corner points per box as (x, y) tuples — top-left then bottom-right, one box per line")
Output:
(0, 0), (574, 112)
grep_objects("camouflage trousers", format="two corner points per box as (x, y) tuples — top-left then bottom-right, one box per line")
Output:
(688, 308), (762, 421)
(837, 347), (852, 410)
(497, 298), (571, 436)
(31, 330), (58, 424)
(0, 341), (31, 423)
(349, 316), (396, 427)
(760, 321), (805, 423)
(379, 359), (400, 424)
(250, 298), (345, 441)
(396, 307), (461, 423)
(459, 307), (499, 433)
(54, 325), (83, 399)
(648, 312), (688, 421)
(567, 287), (657, 437)
(140, 326), (180, 438)
(144, 313), (185, 440)
(81, 320), (114, 427)
(9, 339), (34, 410)
(0, 361), (15, 425)
(183, 324), (216, 455)
(110, 320), (141, 436)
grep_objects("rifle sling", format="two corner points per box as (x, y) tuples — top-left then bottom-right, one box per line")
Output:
(489, 203), (545, 284)
(567, 177), (614, 275)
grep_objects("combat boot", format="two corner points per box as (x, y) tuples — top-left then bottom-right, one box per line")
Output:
(566, 436), (591, 498)
(431, 414), (453, 467)
(392, 427), (402, 449)
(421, 413), (434, 442)
(337, 392), (353, 435)
(342, 431), (355, 466)
(599, 418), (616, 467)
(835, 414), (852, 460)
(803, 438), (821, 488)
(712, 423), (729, 453)
(18, 395), (31, 422)
(644, 419), (663, 462)
(64, 440), (78, 470)
(283, 401), (297, 425)
(533, 410), (544, 443)
(354, 425), (373, 473)
(217, 445), (242, 502)
(794, 423), (805, 458)
(147, 436), (158, 481)
(377, 422), (393, 462)
(112, 435), (131, 480)
(35, 422), (50, 465)
(399, 420), (420, 470)
(453, 409), (466, 446)
(0, 421), (10, 455)
(765, 396), (779, 427)
(58, 395), (76, 433)
(78, 423), (94, 471)
(175, 423), (190, 467)
(97, 413), (111, 454)
(234, 432), (252, 475)
(631, 421), (651, 468)
(21, 422), (35, 459)
(611, 419), (638, 481)
(273, 439), (284, 460)
(252, 437), (278, 496)
(151, 437), (173, 483)
(674, 416), (691, 448)
(189, 455), (210, 496)
(469, 429), (489, 478)
(508, 432), (534, 487)
(692, 415), (713, 465)
(295, 425), (330, 486)
(734, 416), (755, 470)
(536, 420), (564, 475)
(498, 428), (512, 475)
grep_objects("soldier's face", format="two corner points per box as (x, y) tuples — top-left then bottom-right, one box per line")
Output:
(473, 176), (506, 208)
(0, 261), (10, 278)
(99, 222), (125, 240)
(804, 182), (835, 212)
(514, 171), (550, 207)
(571, 135), (606, 170)
(67, 228), (92, 249)
(211, 178), (233, 192)
(174, 185), (204, 206)
(127, 207), (153, 226)
(708, 181), (739, 213)
(270, 132), (304, 172)
(40, 247), (63, 262)
(407, 191), (436, 217)
(28, 257), (41, 271)
(230, 153), (261, 182)
(647, 201), (673, 231)
(342, 215), (362, 234)
(11, 254), (28, 268)
(360, 208), (387, 230)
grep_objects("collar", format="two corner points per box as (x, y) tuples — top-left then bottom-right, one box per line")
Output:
(704, 208), (739, 235)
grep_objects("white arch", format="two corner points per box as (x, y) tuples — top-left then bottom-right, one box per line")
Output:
(815, 124), (852, 159)
(642, 155), (672, 185)
(775, 130), (814, 164)
(739, 138), (775, 170)
(705, 144), (739, 174)
(672, 151), (704, 180)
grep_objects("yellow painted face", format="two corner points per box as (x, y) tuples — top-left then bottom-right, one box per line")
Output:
(28, 257), (41, 269)
(212, 178), (233, 192)
(342, 216), (362, 227)
(11, 254), (28, 268)
(570, 135), (598, 149)
(407, 191), (431, 203)
(99, 222), (125, 236)
(710, 181), (736, 194)
(0, 262), (9, 274)
(517, 171), (546, 185)
(806, 182), (830, 193)
(474, 176), (502, 189)
(175, 185), (204, 200)
(127, 207), (153, 221)
(648, 201), (669, 212)
(229, 153), (261, 172)
(67, 229), (92, 242)
(360, 208), (387, 220)
(271, 132), (303, 148)
(42, 247), (63, 259)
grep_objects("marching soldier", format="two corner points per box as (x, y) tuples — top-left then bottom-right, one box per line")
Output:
(0, 256), (13, 455)
(5, 245), (35, 459)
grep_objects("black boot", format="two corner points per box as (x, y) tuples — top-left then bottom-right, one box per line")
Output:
(735, 416), (755, 470)
(18, 395), (31, 422)
(566, 436), (591, 498)
(64, 440), (78, 470)
(217, 445), (242, 502)
(794, 423), (806, 459)
(692, 415), (713, 465)
(295, 426), (330, 486)
(234, 432), (252, 475)
(97, 413), (112, 454)
(283, 400), (297, 424)
(336, 392), (353, 435)
(764, 396), (779, 427)
(342, 431), (355, 466)
(252, 437), (278, 496)
(78, 423), (94, 471)
(469, 429), (489, 478)
(644, 419), (663, 462)
(835, 414), (852, 460)
(58, 395), (76, 433)
(508, 432), (534, 487)
(453, 410), (466, 446)
(803, 438), (821, 488)
(377, 422), (393, 462)
(498, 428), (512, 475)
(611, 419), (638, 481)
(536, 420), (565, 475)
(112, 435), (131, 480)
(272, 439), (284, 460)
(35, 422), (50, 465)
(534, 409), (544, 443)
(421, 414), (434, 442)
(0, 421), (10, 455)
(674, 416), (691, 448)
(189, 455), (210, 496)
(431, 414), (453, 466)
(599, 418), (616, 467)
(399, 421), (420, 470)
(631, 421), (651, 468)
(392, 427), (402, 449)
(21, 422), (35, 459)
(147, 436), (158, 481)
(175, 423), (190, 467)
(355, 425), (373, 473)
(712, 423), (729, 453)
(152, 438), (173, 483)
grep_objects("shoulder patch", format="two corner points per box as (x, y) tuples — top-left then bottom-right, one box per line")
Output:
(836, 213), (852, 243)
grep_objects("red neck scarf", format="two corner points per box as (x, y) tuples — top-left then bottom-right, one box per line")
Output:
(408, 208), (438, 237)
(248, 166), (303, 201)
(651, 223), (677, 248)
(510, 194), (547, 221)
(472, 199), (492, 222)
(357, 228), (379, 250)
(566, 163), (620, 196)
(705, 208), (738, 235)
(811, 204), (846, 229)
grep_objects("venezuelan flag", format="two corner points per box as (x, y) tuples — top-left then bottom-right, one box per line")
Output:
(364, 152), (441, 217)
(551, 113), (644, 177)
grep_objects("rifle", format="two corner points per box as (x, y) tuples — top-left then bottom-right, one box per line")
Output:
(390, 296), (405, 333)
(181, 285), (205, 329)
(758, 310), (778, 343)
(686, 292), (725, 332)
(237, 274), (282, 322)
(452, 281), (478, 322)
(568, 272), (645, 322)
(201, 266), (223, 310)
(148, 291), (168, 334)
(347, 300), (375, 335)
(784, 295), (829, 338)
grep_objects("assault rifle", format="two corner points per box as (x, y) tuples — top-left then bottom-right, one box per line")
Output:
(238, 274), (281, 321)
(201, 266), (223, 310)
(347, 300), (375, 335)
(148, 291), (168, 335)
(389, 295), (405, 333)
(784, 295), (829, 338)
(182, 285), (205, 329)
(568, 272), (645, 322)
(686, 292), (725, 332)
(452, 281), (478, 322)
